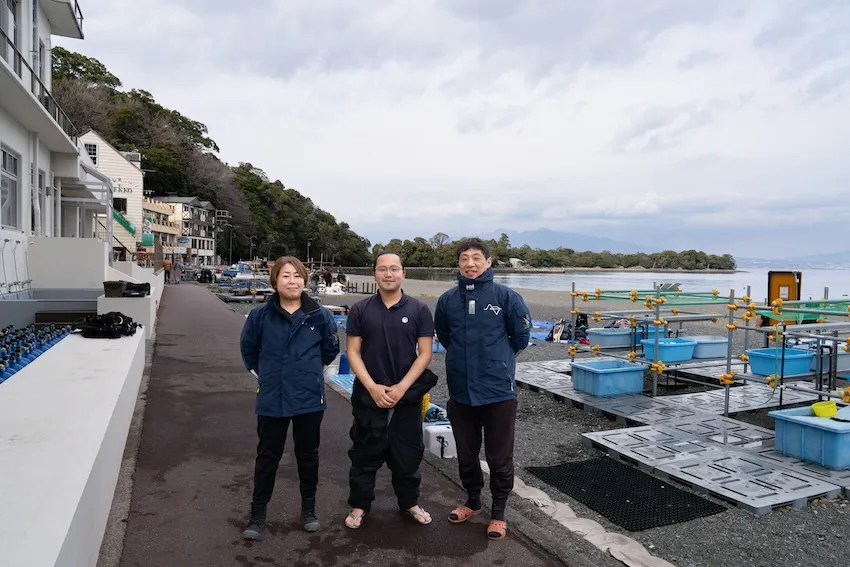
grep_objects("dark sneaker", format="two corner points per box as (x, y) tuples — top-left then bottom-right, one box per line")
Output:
(301, 509), (320, 532)
(242, 504), (266, 540)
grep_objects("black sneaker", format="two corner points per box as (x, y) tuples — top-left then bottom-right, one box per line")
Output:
(301, 509), (320, 532)
(242, 504), (266, 540)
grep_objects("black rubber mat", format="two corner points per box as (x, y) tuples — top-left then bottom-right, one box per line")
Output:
(527, 457), (726, 531)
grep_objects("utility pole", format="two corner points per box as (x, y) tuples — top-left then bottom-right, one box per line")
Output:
(229, 226), (235, 265)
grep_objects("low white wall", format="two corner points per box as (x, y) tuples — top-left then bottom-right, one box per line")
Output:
(113, 262), (164, 308)
(98, 294), (157, 339)
(28, 237), (109, 290)
(0, 331), (145, 567)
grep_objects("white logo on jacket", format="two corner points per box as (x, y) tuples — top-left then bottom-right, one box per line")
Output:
(401, 316), (409, 323)
(484, 303), (502, 315)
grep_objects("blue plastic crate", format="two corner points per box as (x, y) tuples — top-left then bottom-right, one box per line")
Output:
(585, 328), (640, 348)
(689, 336), (729, 359)
(640, 337), (696, 363)
(745, 347), (814, 376)
(571, 359), (648, 397)
(769, 406), (850, 470)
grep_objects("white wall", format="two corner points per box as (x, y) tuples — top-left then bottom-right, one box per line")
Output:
(0, 228), (29, 296)
(28, 236), (108, 289)
(0, 332), (146, 567)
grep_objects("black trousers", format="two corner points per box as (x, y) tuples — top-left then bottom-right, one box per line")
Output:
(251, 411), (323, 509)
(347, 401), (424, 512)
(447, 398), (518, 513)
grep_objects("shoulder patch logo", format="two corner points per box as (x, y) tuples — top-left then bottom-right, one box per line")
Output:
(484, 303), (502, 315)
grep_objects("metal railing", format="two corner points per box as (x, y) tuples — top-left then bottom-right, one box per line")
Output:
(0, 28), (79, 142)
(97, 219), (134, 260)
(73, 0), (84, 33)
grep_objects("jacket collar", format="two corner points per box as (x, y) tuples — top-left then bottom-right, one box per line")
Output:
(457, 267), (494, 294)
(268, 291), (321, 317)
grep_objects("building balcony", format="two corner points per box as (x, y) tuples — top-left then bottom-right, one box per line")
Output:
(0, 29), (79, 152)
(150, 220), (181, 235)
(142, 198), (174, 216)
(42, 0), (85, 39)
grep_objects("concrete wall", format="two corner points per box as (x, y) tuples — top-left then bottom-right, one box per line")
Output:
(0, 331), (146, 567)
(28, 236), (108, 289)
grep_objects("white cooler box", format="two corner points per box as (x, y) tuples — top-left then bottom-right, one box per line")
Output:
(423, 424), (457, 459)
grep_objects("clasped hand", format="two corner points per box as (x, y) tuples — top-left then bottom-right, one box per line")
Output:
(368, 383), (407, 408)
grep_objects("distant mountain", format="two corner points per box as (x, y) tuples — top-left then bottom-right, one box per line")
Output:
(738, 251), (850, 269)
(478, 228), (659, 254)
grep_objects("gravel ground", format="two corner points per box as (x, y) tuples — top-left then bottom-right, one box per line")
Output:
(225, 288), (850, 567)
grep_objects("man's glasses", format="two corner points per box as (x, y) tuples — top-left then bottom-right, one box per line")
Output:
(375, 266), (403, 274)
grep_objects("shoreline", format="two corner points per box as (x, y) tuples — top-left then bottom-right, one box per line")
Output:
(342, 266), (740, 274)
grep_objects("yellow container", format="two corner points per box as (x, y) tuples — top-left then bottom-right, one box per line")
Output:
(812, 401), (837, 418)
(421, 393), (430, 419)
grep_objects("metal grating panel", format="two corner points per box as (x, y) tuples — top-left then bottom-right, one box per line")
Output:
(582, 425), (728, 471)
(744, 446), (850, 493)
(668, 415), (774, 448)
(534, 359), (573, 373)
(664, 383), (820, 415)
(593, 396), (714, 425)
(656, 453), (842, 516)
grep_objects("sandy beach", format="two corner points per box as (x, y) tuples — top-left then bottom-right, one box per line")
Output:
(225, 276), (850, 567)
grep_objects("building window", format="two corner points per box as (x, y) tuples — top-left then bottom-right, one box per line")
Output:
(2, 0), (19, 50)
(1, 148), (20, 229)
(84, 143), (98, 165)
(113, 197), (127, 214)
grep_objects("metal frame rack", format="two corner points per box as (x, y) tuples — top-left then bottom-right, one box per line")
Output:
(559, 283), (850, 416)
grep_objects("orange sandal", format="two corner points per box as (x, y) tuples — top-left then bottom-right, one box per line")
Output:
(448, 505), (481, 524)
(487, 519), (507, 540)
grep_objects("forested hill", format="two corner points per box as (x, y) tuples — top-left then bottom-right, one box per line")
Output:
(51, 47), (372, 266)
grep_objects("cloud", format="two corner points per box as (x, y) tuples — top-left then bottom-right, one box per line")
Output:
(54, 0), (850, 260)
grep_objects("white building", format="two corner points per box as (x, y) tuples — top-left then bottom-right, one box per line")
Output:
(1, 0), (119, 296)
(79, 129), (143, 259)
(158, 196), (215, 265)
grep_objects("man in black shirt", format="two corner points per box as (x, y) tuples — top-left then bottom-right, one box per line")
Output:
(343, 251), (436, 529)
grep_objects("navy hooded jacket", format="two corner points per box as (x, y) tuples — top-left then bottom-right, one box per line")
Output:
(240, 292), (340, 417)
(434, 267), (531, 406)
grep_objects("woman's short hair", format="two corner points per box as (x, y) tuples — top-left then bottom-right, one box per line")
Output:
(269, 256), (309, 286)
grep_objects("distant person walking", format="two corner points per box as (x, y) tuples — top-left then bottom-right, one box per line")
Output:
(343, 251), (437, 529)
(239, 256), (340, 539)
(434, 238), (531, 540)
(162, 258), (173, 284)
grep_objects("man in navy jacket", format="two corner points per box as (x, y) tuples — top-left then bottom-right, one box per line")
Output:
(435, 238), (531, 541)
(240, 256), (339, 540)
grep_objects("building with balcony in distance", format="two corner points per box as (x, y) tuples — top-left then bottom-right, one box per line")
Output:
(158, 195), (216, 265)
(79, 129), (143, 260)
(140, 196), (180, 261)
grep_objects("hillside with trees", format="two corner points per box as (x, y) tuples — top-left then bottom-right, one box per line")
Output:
(372, 233), (737, 270)
(51, 47), (372, 266)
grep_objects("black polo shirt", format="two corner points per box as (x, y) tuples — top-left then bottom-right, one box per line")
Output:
(346, 292), (434, 387)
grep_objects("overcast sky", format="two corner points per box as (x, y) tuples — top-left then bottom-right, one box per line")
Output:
(55, 0), (850, 258)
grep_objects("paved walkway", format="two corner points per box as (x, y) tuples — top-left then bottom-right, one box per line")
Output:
(118, 284), (567, 567)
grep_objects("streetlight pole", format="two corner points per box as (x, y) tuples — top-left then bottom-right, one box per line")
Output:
(229, 226), (234, 265)
(249, 236), (254, 262)
(307, 240), (312, 268)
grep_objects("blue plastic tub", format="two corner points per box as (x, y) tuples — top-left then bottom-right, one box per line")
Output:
(640, 337), (696, 363)
(571, 359), (648, 397)
(745, 347), (814, 376)
(585, 328), (640, 348)
(689, 336), (729, 359)
(769, 406), (850, 469)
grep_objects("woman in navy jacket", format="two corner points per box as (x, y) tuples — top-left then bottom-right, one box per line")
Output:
(239, 256), (339, 540)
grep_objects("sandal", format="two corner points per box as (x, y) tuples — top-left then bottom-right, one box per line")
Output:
(487, 519), (507, 540)
(344, 509), (365, 530)
(404, 505), (432, 525)
(448, 504), (481, 524)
